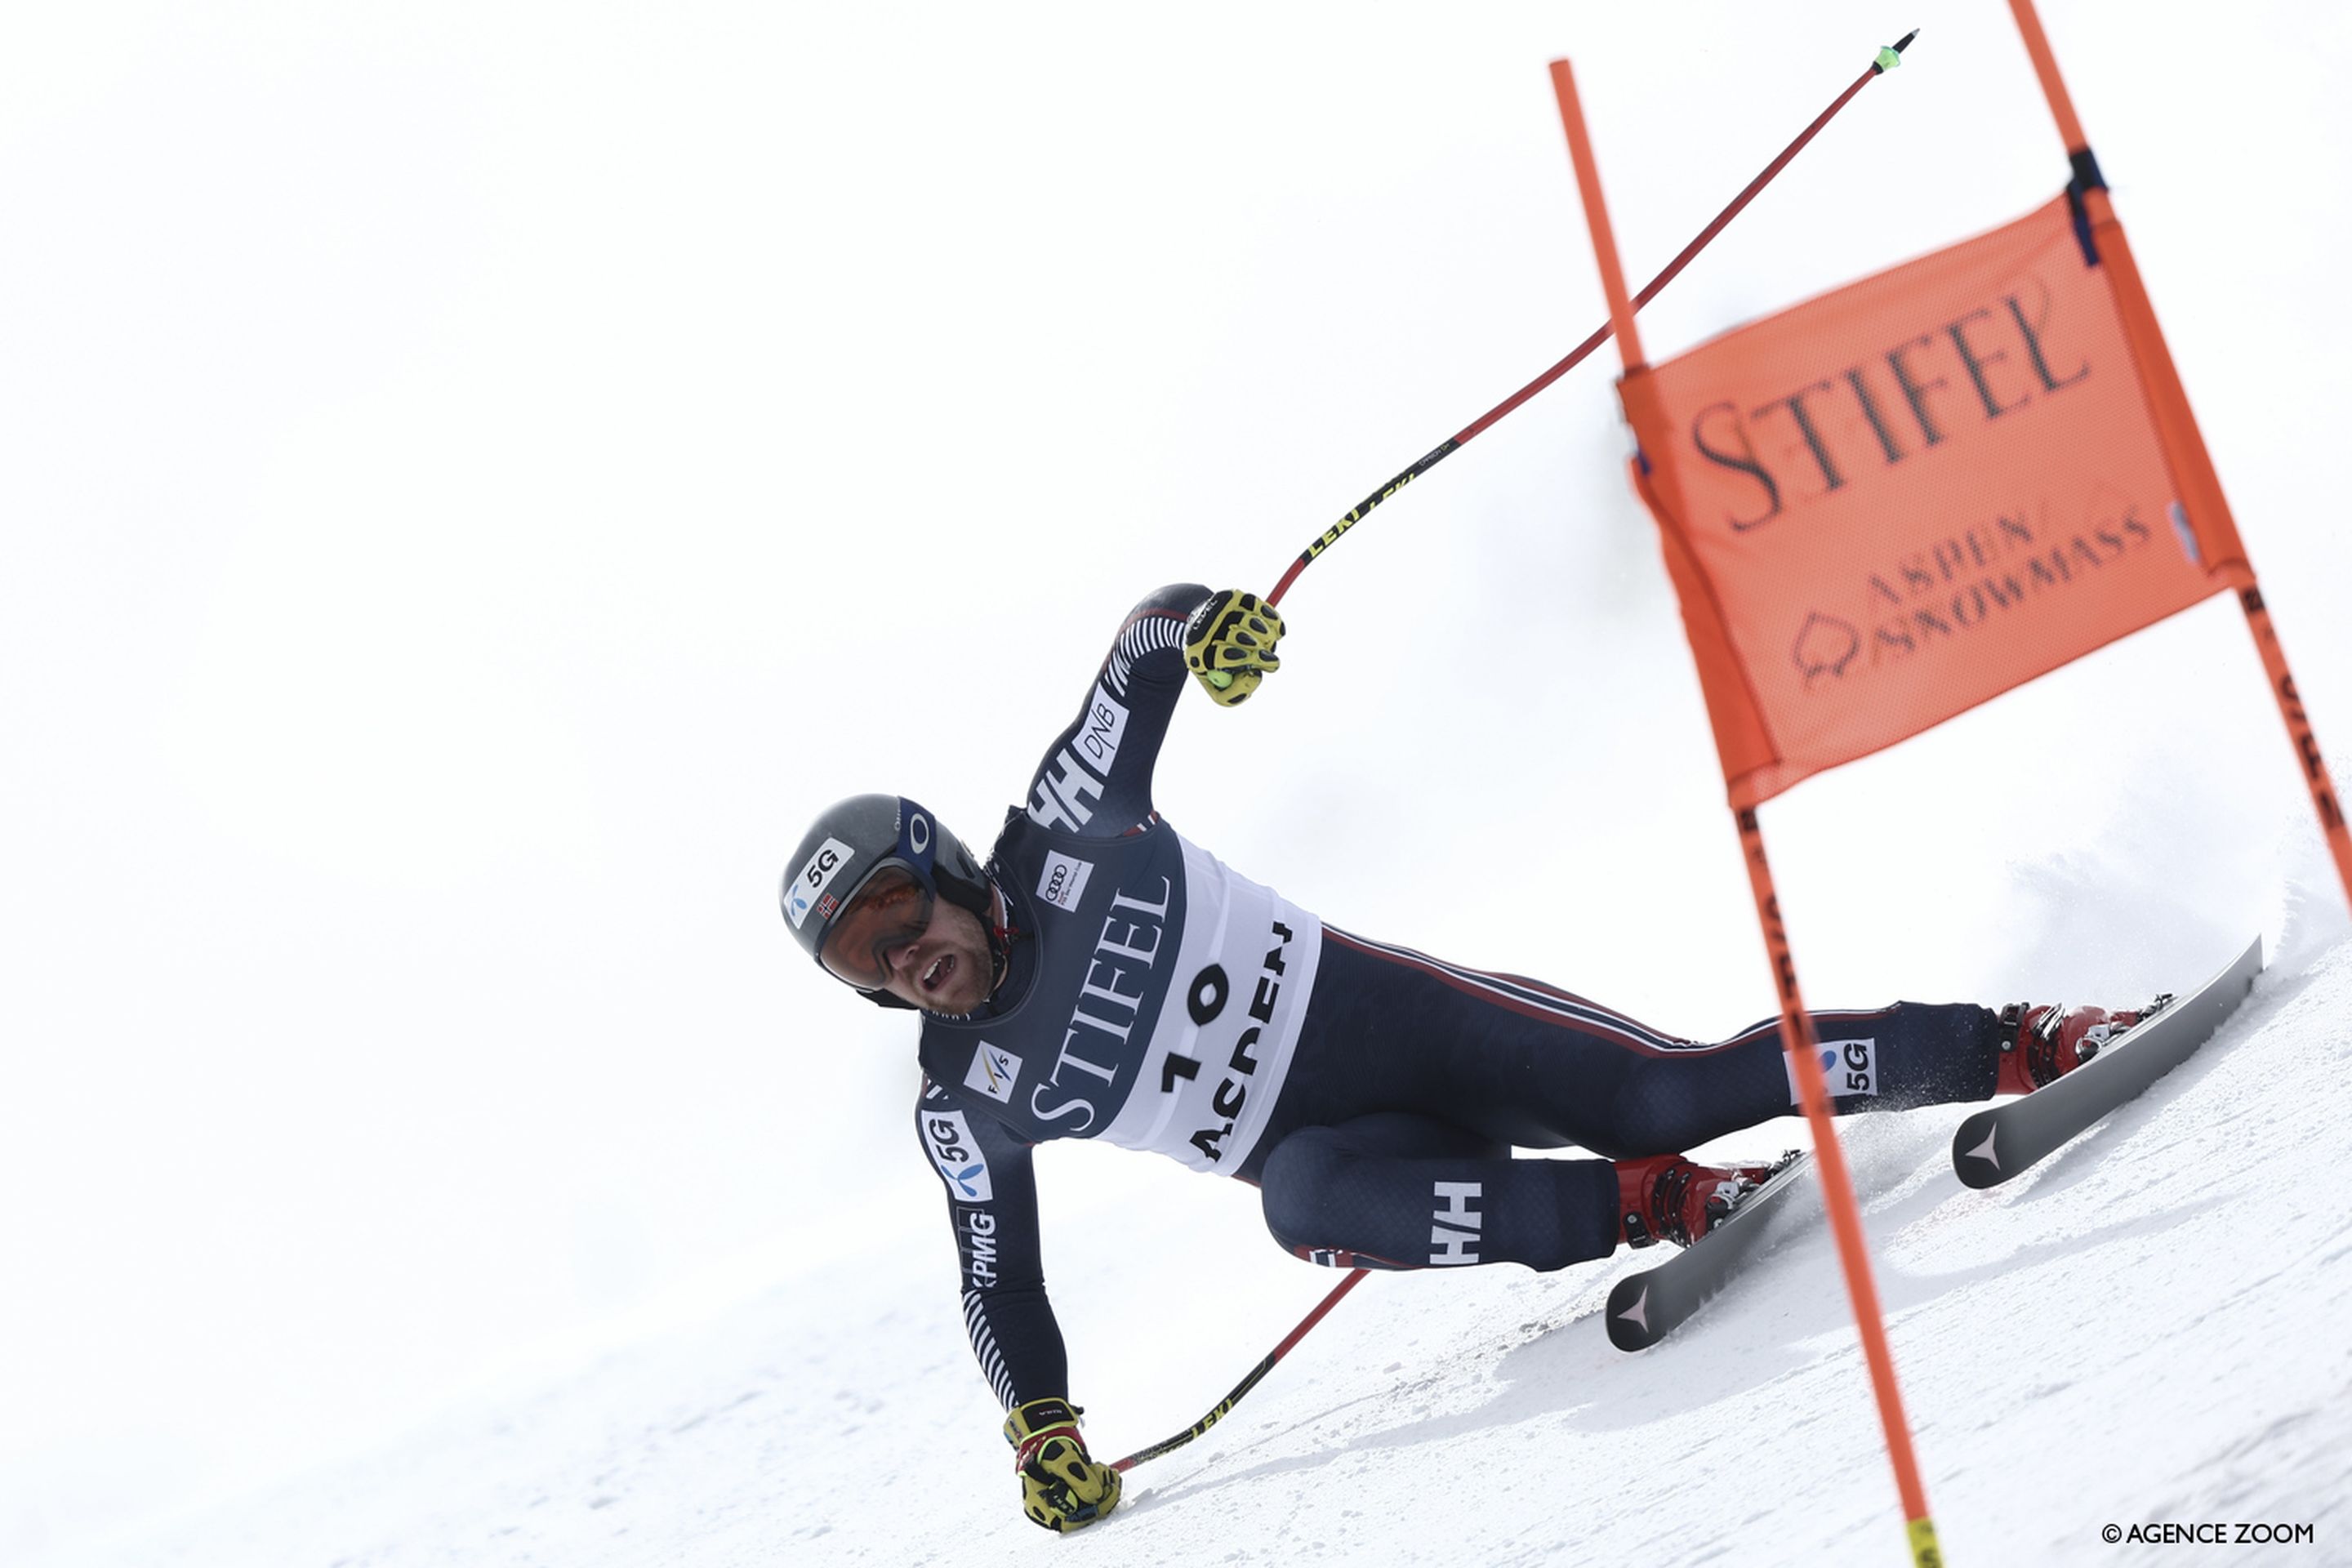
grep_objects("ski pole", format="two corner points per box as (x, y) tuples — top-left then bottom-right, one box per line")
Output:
(1110, 1266), (1369, 1473)
(1263, 29), (1918, 608)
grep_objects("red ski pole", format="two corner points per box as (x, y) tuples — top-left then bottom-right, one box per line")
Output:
(1264, 30), (1918, 608)
(1111, 1266), (1369, 1473)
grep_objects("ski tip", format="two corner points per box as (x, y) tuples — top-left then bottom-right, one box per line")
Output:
(1606, 1281), (1657, 1352)
(1952, 1114), (2005, 1189)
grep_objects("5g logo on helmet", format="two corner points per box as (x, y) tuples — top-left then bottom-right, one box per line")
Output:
(785, 837), (856, 929)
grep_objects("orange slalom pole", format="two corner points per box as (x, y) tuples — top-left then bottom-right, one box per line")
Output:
(1550, 60), (1646, 372)
(1550, 56), (1942, 1568)
(2238, 586), (2352, 896)
(2004, 0), (2087, 153)
(2007, 0), (2352, 912)
(1734, 813), (1941, 1568)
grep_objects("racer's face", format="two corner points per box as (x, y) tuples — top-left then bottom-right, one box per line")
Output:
(822, 873), (994, 1014)
(875, 894), (992, 1013)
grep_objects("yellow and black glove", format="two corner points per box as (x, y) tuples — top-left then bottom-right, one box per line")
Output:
(1185, 589), (1286, 707)
(1004, 1396), (1122, 1534)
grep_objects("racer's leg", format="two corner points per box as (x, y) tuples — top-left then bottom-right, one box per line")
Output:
(1257, 1111), (1621, 1272)
(1273, 928), (2004, 1160)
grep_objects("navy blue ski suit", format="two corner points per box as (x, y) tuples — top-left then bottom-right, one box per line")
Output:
(913, 586), (2004, 1407)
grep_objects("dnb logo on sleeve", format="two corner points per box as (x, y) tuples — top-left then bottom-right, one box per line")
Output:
(1788, 1037), (1879, 1104)
(923, 1109), (993, 1201)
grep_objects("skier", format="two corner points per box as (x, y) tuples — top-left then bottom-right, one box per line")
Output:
(780, 584), (2141, 1535)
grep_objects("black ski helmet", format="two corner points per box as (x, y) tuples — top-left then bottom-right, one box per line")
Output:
(781, 793), (994, 1006)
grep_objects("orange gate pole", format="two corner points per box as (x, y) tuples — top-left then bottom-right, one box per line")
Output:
(1549, 56), (1944, 1568)
(2008, 0), (2352, 910)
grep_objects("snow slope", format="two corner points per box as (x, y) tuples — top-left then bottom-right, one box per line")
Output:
(49, 909), (2352, 1568)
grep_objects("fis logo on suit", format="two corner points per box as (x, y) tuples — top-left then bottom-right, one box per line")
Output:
(923, 1110), (992, 1201)
(1788, 1036), (1879, 1104)
(964, 1043), (1022, 1104)
(1036, 851), (1094, 913)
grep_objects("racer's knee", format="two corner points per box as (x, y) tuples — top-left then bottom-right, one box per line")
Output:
(1591, 1061), (1714, 1158)
(1258, 1116), (1501, 1265)
(1258, 1125), (1355, 1258)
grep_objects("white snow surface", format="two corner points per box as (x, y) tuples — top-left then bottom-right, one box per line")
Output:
(49, 911), (2352, 1568)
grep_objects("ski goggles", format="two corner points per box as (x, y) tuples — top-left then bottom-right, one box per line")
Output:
(818, 867), (934, 989)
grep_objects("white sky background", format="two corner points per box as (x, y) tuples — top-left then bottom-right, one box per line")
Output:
(3, 1), (2346, 1556)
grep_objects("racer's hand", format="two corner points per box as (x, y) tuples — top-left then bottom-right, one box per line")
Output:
(1185, 590), (1285, 707)
(1004, 1397), (1123, 1534)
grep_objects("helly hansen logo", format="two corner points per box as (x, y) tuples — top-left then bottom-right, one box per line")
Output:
(1036, 851), (1094, 913)
(1788, 1036), (1879, 1106)
(1027, 684), (1130, 829)
(964, 1043), (1021, 1104)
(923, 1110), (992, 1202)
(1430, 1181), (1482, 1266)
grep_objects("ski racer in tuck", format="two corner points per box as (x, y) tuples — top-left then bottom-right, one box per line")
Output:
(780, 584), (2144, 1535)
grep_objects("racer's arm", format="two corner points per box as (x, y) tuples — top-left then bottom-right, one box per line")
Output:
(915, 1078), (1067, 1405)
(1022, 583), (1283, 837)
(917, 1080), (1121, 1533)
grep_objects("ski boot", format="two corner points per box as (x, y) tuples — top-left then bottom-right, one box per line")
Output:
(1994, 997), (2167, 1096)
(1614, 1152), (1785, 1250)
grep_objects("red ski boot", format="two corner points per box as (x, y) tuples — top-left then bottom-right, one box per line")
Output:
(1614, 1153), (1784, 1250)
(1994, 1001), (2148, 1097)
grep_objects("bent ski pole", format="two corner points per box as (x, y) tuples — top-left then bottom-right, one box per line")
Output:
(1111, 1266), (1368, 1473)
(1264, 30), (1918, 608)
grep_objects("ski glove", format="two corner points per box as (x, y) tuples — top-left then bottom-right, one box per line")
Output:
(1185, 590), (1285, 707)
(1003, 1396), (1122, 1534)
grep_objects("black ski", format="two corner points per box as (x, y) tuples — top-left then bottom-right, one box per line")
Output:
(1605, 1152), (1815, 1352)
(1951, 935), (2264, 1191)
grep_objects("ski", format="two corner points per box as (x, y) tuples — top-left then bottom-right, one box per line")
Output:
(1951, 935), (2264, 1191)
(1605, 1152), (1815, 1352)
